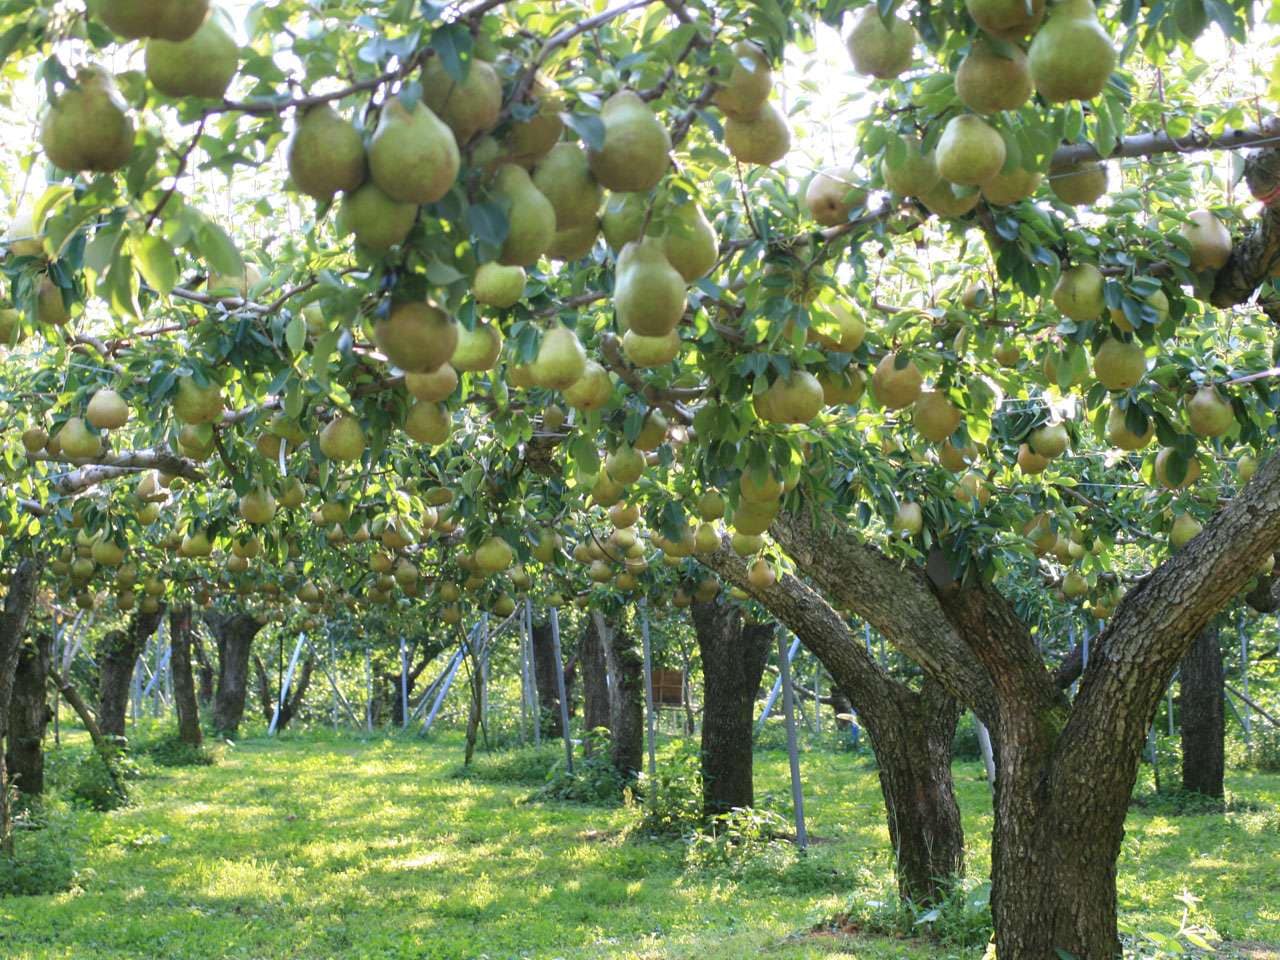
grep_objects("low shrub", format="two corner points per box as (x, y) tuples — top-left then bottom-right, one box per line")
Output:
(452, 743), (560, 785)
(143, 735), (217, 768)
(634, 737), (703, 837)
(1247, 724), (1280, 772)
(951, 712), (982, 762)
(533, 730), (628, 805)
(0, 823), (79, 898)
(69, 751), (133, 812)
(829, 877), (992, 949)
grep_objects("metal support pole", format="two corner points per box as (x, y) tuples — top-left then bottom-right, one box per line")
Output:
(400, 635), (409, 730)
(777, 634), (808, 852)
(519, 602), (530, 743)
(268, 633), (307, 736)
(1239, 611), (1252, 749)
(1167, 675), (1176, 736)
(526, 599), (540, 746)
(814, 664), (822, 734)
(757, 637), (802, 730)
(639, 600), (658, 790)
(976, 716), (996, 790)
(550, 608), (573, 774)
(364, 647), (373, 733)
(480, 613), (490, 734)
(422, 649), (465, 735)
(329, 630), (338, 730)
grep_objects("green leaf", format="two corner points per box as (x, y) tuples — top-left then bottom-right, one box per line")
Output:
(285, 313), (306, 355)
(132, 235), (177, 295)
(196, 220), (243, 277)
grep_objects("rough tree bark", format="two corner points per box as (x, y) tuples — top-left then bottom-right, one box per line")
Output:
(1, 558), (42, 856)
(599, 612), (644, 780)
(191, 627), (214, 707)
(6, 632), (53, 797)
(770, 449), (1280, 957)
(1180, 621), (1225, 798)
(581, 612), (612, 756)
(97, 604), (165, 740)
(531, 619), (573, 737)
(700, 541), (964, 905)
(204, 611), (264, 736)
(169, 607), (202, 747)
(690, 598), (772, 817)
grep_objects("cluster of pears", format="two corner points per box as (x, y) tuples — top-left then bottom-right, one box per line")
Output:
(714, 40), (791, 166)
(563, 501), (649, 593)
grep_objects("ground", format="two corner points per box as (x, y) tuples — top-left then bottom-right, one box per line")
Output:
(2, 726), (1279, 959)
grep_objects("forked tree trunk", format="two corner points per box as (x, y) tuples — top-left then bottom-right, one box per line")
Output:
(97, 605), (165, 739)
(204, 611), (264, 737)
(691, 599), (772, 817)
(6, 632), (53, 796)
(1, 558), (42, 856)
(580, 612), (612, 756)
(600, 614), (644, 780)
(1180, 621), (1224, 798)
(169, 607), (202, 747)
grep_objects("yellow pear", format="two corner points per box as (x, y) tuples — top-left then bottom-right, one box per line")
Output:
(374, 301), (458, 373)
(145, 12), (238, 99)
(1028, 0), (1116, 103)
(913, 390), (962, 442)
(1105, 403), (1152, 450)
(872, 352), (923, 409)
(616, 237), (686, 336)
(714, 41), (772, 118)
(318, 415), (366, 461)
(494, 164), (556, 266)
(404, 401), (451, 445)
(563, 360), (613, 411)
(532, 143), (602, 230)
(845, 6), (916, 78)
(724, 101), (790, 166)
(1185, 385), (1234, 437)
(805, 167), (864, 226)
(287, 104), (367, 201)
(368, 98), (459, 204)
(86, 389), (129, 430)
(531, 326), (587, 390)
(935, 114), (1006, 187)
(337, 182), (416, 251)
(421, 57), (502, 145)
(450, 321), (503, 372)
(1155, 448), (1200, 489)
(40, 67), (134, 173)
(589, 91), (671, 193)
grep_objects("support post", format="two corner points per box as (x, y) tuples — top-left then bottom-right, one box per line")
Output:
(422, 648), (465, 735)
(1239, 611), (1252, 749)
(329, 630), (338, 730)
(400, 635), (409, 731)
(526, 600), (540, 746)
(519, 601), (530, 743)
(639, 600), (657, 791)
(480, 614), (490, 734)
(268, 633), (306, 736)
(777, 633), (808, 852)
(756, 636), (802, 730)
(550, 607), (573, 774)
(814, 663), (822, 734)
(976, 716), (997, 789)
(364, 647), (373, 732)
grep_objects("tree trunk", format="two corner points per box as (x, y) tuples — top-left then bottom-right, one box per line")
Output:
(6, 632), (53, 797)
(1, 558), (43, 856)
(581, 612), (612, 755)
(1180, 621), (1224, 798)
(691, 598), (772, 817)
(830, 688), (852, 731)
(252, 651), (314, 732)
(169, 607), (202, 747)
(531, 620), (564, 738)
(600, 614), (644, 780)
(191, 628), (214, 707)
(204, 611), (263, 737)
(97, 605), (166, 740)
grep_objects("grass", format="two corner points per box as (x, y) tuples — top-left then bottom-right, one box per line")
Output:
(2, 724), (1278, 959)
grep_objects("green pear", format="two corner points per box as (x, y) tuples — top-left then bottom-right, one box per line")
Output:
(913, 390), (962, 441)
(450, 321), (503, 372)
(602, 192), (646, 251)
(588, 91), (671, 193)
(935, 114), (1006, 187)
(844, 6), (916, 78)
(0, 307), (25, 347)
(337, 182), (416, 251)
(239, 487), (277, 525)
(173, 375), (224, 424)
(405, 364), (458, 402)
(36, 277), (70, 326)
(86, 389), (129, 430)
(662, 202), (718, 282)
(368, 98), (459, 204)
(616, 237), (686, 337)
(1028, 0), (1116, 103)
(563, 360), (613, 411)
(1182, 210), (1232, 272)
(404, 401), (451, 445)
(804, 167), (865, 226)
(1092, 337), (1146, 390)
(1049, 155), (1108, 205)
(965, 0), (1045, 39)
(500, 72), (563, 167)
(1185, 385), (1234, 437)
(287, 104), (366, 201)
(178, 423), (215, 460)
(713, 41), (772, 119)
(97, 0), (209, 41)
(494, 164), (555, 267)
(318, 415), (366, 461)
(1051, 263), (1104, 320)
(532, 143), (602, 230)
(40, 67), (134, 173)
(547, 221), (599, 261)
(724, 101), (790, 166)
(872, 352), (922, 409)
(955, 40), (1032, 114)
(1104, 403), (1153, 450)
(531, 326), (587, 390)
(421, 56), (502, 145)
(881, 136), (940, 197)
(622, 329), (681, 368)
(145, 12), (238, 99)
(981, 165), (1042, 205)
(374, 300), (458, 373)
(919, 180), (982, 219)
(473, 262), (525, 308)
(58, 417), (102, 460)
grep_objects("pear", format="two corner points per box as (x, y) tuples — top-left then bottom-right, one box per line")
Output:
(1185, 384), (1234, 437)
(1170, 513), (1202, 550)
(616, 237), (687, 336)
(872, 352), (923, 409)
(981, 166), (1042, 205)
(531, 326), (587, 390)
(404, 401), (451, 445)
(713, 41), (772, 118)
(955, 41), (1032, 114)
(501, 72), (563, 167)
(145, 12), (237, 99)
(475, 536), (514, 574)
(368, 99), (459, 204)
(724, 101), (790, 165)
(473, 262), (525, 308)
(813, 301), (866, 352)
(845, 6), (916, 78)
(892, 502), (924, 536)
(805, 167), (865, 226)
(935, 114), (1006, 187)
(918, 181), (981, 218)
(179, 423), (215, 460)
(881, 136), (941, 198)
(239, 487), (277, 525)
(819, 368), (867, 405)
(57, 417), (102, 460)
(98, 0), (209, 41)
(532, 143), (602, 230)
(601, 192), (646, 251)
(622, 329), (681, 368)
(588, 91), (671, 193)
(337, 182), (416, 251)
(563, 360), (613, 411)
(1017, 443), (1049, 474)
(1048, 155), (1108, 206)
(40, 67), (135, 173)
(1051, 263), (1104, 320)
(5, 207), (44, 259)
(1029, 422), (1069, 458)
(278, 476), (306, 508)
(1105, 403), (1153, 450)
(663, 202), (718, 282)
(86, 389), (129, 430)
(421, 56), (502, 145)
(450, 321), (503, 372)
(493, 164), (556, 266)
(635, 410), (668, 451)
(1028, 0), (1116, 103)
(547, 222), (599, 261)
(965, 0), (1046, 39)
(1182, 210), (1231, 272)
(1109, 288), (1168, 332)
(1092, 337), (1146, 390)
(374, 301), (457, 373)
(1239, 455), (1257, 484)
(606, 445), (645, 485)
(287, 105), (367, 201)
(913, 390), (962, 441)
(760, 371), (824, 424)
(173, 374), (224, 424)
(319, 415), (365, 461)
(1154, 447), (1201, 489)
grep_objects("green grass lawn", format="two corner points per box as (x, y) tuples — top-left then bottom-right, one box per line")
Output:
(3, 727), (1278, 959)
